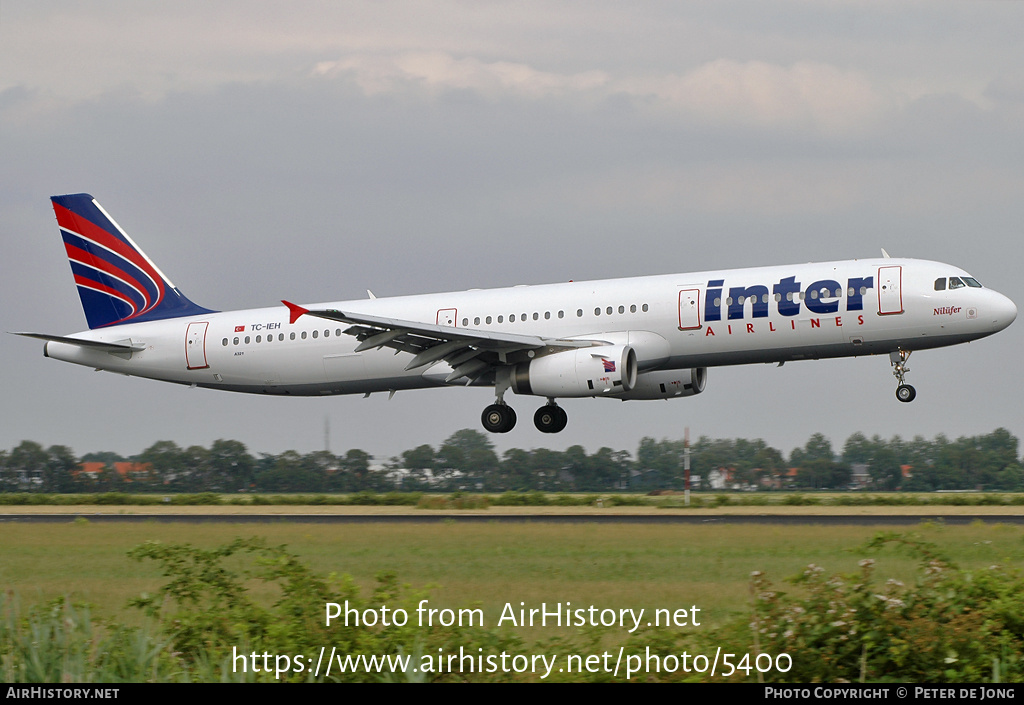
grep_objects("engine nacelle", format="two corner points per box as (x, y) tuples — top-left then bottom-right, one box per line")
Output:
(610, 367), (706, 400)
(511, 344), (638, 398)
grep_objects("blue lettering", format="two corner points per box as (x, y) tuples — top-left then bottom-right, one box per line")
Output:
(846, 276), (874, 311)
(707, 273), (871, 322)
(773, 276), (802, 317)
(728, 285), (769, 319)
(705, 279), (724, 322)
(805, 279), (841, 315)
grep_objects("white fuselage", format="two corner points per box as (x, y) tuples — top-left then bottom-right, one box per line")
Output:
(42, 258), (1016, 398)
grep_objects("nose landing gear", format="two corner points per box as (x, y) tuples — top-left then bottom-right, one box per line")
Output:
(890, 350), (916, 403)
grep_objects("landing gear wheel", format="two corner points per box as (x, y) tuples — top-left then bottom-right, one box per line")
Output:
(482, 404), (517, 433)
(534, 405), (568, 433)
(896, 384), (917, 403)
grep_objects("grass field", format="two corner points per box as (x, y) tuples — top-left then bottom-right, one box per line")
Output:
(3, 518), (1023, 639)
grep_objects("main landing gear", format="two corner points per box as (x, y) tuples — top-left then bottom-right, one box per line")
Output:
(481, 403), (517, 433)
(890, 349), (917, 403)
(534, 401), (568, 434)
(480, 397), (568, 434)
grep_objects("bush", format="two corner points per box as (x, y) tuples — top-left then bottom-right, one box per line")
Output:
(127, 538), (521, 682)
(416, 492), (490, 510)
(605, 495), (651, 507)
(0, 595), (171, 682)
(168, 493), (223, 506)
(696, 533), (1024, 682)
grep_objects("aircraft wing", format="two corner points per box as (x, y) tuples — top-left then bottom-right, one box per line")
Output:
(281, 300), (596, 383)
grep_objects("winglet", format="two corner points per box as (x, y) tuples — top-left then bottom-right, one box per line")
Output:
(281, 300), (309, 324)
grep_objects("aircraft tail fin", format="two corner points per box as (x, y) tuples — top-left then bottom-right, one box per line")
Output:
(51, 194), (216, 329)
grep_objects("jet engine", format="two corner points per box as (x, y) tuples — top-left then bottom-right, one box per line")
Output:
(511, 345), (638, 398)
(611, 367), (706, 400)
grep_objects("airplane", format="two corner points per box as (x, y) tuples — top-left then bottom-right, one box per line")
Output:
(16, 193), (1017, 434)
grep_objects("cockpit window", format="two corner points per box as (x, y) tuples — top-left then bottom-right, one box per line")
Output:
(934, 278), (946, 291)
(963, 277), (982, 288)
(948, 277), (965, 289)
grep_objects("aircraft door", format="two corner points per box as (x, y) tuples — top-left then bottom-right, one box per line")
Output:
(678, 288), (701, 330)
(185, 322), (210, 370)
(878, 266), (904, 315)
(437, 308), (458, 327)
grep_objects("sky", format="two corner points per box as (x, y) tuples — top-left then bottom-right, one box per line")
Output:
(2, 1), (1023, 464)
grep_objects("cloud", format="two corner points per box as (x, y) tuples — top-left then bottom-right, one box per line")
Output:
(617, 59), (891, 135)
(315, 52), (891, 136)
(314, 52), (609, 99)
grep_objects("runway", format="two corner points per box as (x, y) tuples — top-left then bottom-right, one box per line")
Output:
(3, 513), (1023, 525)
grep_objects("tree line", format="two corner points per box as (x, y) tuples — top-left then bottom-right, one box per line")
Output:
(0, 428), (1021, 494)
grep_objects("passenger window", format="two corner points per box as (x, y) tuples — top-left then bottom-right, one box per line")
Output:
(618, 305), (624, 314)
(474, 317), (480, 325)
(533, 312), (539, 320)
(630, 304), (636, 313)
(486, 316), (492, 324)
(290, 332), (296, 340)
(606, 307), (613, 315)
(245, 336), (251, 344)
(642, 304), (649, 312)
(233, 337), (239, 345)
(595, 308), (601, 316)
(312, 330), (318, 338)
(544, 312), (550, 320)
(222, 338), (228, 346)
(497, 315), (503, 323)
(301, 332), (307, 340)
(558, 311), (564, 318)
(934, 278), (946, 291)
(577, 309), (583, 317)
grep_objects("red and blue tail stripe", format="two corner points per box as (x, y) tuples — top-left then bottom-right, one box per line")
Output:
(51, 194), (215, 329)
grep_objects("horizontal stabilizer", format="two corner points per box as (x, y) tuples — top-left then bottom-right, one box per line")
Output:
(12, 332), (143, 352)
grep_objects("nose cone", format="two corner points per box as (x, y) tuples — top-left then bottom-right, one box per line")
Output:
(989, 290), (1017, 332)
